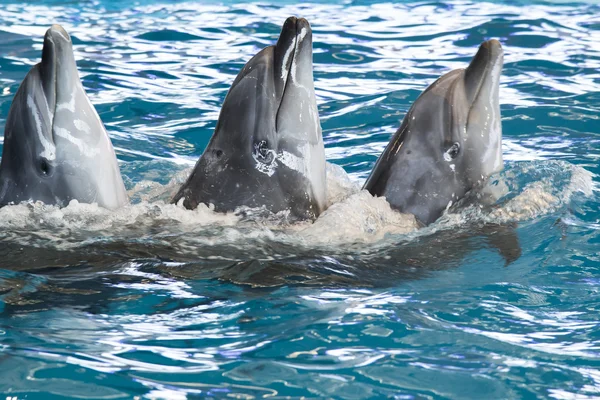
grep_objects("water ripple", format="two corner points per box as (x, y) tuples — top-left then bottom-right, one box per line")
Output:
(1, 0), (600, 398)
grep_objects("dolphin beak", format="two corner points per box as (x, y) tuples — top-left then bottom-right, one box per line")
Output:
(463, 39), (503, 105)
(293, 18), (313, 68)
(273, 17), (313, 132)
(47, 24), (71, 45)
(274, 17), (299, 98)
(274, 17), (312, 94)
(40, 25), (74, 120)
(277, 16), (300, 48)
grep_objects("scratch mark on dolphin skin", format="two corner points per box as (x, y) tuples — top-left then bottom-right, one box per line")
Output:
(297, 27), (308, 43)
(54, 127), (100, 157)
(56, 89), (76, 112)
(253, 149), (278, 177)
(443, 149), (453, 162)
(278, 148), (309, 177)
(290, 27), (308, 87)
(253, 147), (310, 178)
(280, 38), (295, 80)
(42, 89), (53, 123)
(74, 119), (91, 135)
(27, 94), (56, 160)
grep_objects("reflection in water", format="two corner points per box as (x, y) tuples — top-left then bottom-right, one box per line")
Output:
(0, 0), (599, 398)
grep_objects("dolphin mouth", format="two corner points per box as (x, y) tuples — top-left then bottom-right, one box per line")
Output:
(276, 17), (303, 84)
(274, 17), (312, 128)
(41, 25), (72, 107)
(464, 39), (503, 107)
(40, 25), (74, 142)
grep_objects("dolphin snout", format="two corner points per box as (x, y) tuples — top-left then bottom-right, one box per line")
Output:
(47, 24), (71, 44)
(280, 16), (298, 45)
(480, 39), (503, 68)
(39, 26), (69, 111)
(275, 17), (303, 86)
(295, 18), (312, 48)
(282, 16), (310, 31)
(278, 17), (313, 52)
(43, 24), (72, 58)
(42, 24), (73, 70)
(296, 17), (310, 33)
(463, 39), (503, 104)
(42, 24), (78, 94)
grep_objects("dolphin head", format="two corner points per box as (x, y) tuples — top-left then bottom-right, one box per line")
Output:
(364, 40), (504, 225)
(0, 25), (127, 209)
(172, 17), (326, 220)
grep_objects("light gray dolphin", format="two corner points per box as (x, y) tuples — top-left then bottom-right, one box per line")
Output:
(171, 17), (327, 220)
(364, 40), (504, 225)
(0, 25), (127, 209)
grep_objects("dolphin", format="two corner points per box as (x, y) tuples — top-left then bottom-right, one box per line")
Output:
(0, 25), (127, 209)
(171, 17), (327, 220)
(363, 39), (504, 225)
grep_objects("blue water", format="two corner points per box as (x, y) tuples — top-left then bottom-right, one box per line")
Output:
(0, 0), (600, 398)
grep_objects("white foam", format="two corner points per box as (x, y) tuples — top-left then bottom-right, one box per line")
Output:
(324, 162), (361, 206)
(440, 160), (594, 227)
(299, 191), (420, 246)
(0, 161), (592, 255)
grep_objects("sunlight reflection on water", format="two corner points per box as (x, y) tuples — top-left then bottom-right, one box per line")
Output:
(0, 0), (599, 398)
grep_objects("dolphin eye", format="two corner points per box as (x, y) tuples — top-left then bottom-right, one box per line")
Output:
(447, 142), (460, 159)
(254, 140), (274, 163)
(40, 159), (51, 176)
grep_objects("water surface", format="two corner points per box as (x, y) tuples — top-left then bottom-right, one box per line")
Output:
(0, 0), (599, 398)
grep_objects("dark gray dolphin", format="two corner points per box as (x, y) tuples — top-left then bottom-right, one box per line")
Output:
(171, 17), (327, 220)
(364, 40), (504, 225)
(0, 25), (127, 209)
